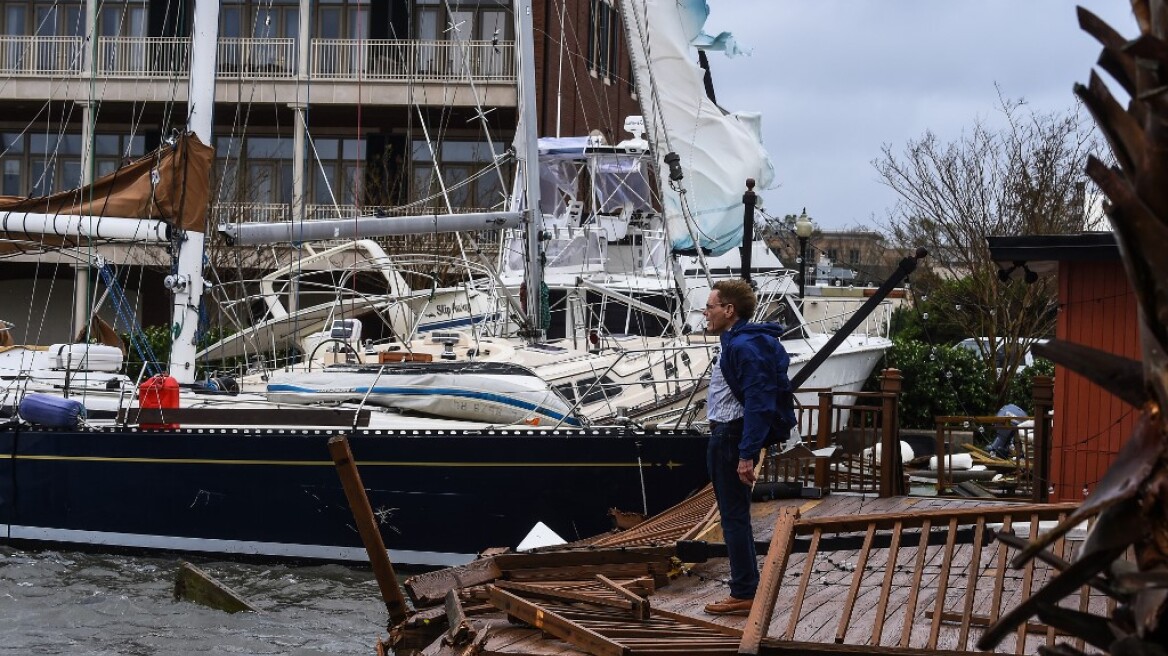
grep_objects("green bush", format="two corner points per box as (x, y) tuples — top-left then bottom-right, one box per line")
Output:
(120, 325), (236, 382)
(887, 306), (926, 343)
(120, 324), (173, 382)
(1004, 358), (1056, 414)
(871, 338), (996, 429)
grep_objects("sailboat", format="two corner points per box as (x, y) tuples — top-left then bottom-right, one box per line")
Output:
(0, 0), (712, 568)
(0, 0), (894, 566)
(488, 0), (894, 419)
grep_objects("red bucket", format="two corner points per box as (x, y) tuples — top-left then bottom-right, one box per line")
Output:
(138, 375), (180, 429)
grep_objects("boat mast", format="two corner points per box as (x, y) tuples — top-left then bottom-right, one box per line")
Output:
(168, 0), (220, 384)
(513, 0), (545, 341)
(73, 0), (98, 338)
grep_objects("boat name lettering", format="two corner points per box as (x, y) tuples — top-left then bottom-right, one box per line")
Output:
(434, 303), (471, 316)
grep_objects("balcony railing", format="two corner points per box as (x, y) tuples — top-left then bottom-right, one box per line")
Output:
(218, 38), (296, 79)
(0, 36), (515, 82)
(312, 39), (514, 81)
(0, 36), (82, 76)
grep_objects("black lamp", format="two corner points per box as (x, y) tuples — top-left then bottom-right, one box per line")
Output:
(794, 209), (814, 302)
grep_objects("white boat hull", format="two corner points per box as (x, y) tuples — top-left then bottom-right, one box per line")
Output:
(264, 364), (579, 427)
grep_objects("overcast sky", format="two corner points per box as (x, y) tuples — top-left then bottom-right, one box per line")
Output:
(700, 0), (1137, 231)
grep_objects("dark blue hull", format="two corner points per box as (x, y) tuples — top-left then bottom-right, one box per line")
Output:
(0, 425), (708, 567)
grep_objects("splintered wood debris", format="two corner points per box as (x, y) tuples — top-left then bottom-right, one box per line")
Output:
(385, 494), (1117, 656)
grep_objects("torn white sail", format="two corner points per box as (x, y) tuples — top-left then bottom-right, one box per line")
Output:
(620, 0), (776, 256)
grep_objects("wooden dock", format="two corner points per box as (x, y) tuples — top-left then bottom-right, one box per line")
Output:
(382, 491), (1104, 656)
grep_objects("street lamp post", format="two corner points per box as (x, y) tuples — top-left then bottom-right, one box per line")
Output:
(794, 209), (814, 304)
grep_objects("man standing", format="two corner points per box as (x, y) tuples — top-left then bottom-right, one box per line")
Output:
(701, 279), (796, 615)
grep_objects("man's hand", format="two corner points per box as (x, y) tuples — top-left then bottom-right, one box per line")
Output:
(737, 458), (757, 486)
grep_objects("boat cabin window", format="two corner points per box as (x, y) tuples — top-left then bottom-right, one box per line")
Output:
(556, 375), (619, 407)
(544, 230), (606, 270)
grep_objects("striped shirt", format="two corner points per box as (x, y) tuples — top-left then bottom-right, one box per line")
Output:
(706, 349), (744, 423)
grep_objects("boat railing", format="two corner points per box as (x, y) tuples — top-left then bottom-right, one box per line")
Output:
(799, 298), (895, 338)
(549, 340), (719, 429)
(0, 35), (515, 82)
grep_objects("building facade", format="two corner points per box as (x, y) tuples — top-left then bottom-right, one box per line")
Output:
(0, 0), (640, 342)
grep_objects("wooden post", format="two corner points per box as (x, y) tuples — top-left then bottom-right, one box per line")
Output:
(328, 435), (410, 625)
(879, 369), (903, 497)
(173, 561), (259, 613)
(1031, 375), (1054, 502)
(934, 418), (948, 495)
(739, 507), (799, 655)
(814, 391), (833, 491)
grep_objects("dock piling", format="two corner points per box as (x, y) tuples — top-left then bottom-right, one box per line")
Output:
(328, 435), (410, 625)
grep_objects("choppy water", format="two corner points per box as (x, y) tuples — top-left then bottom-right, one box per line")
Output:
(0, 547), (392, 655)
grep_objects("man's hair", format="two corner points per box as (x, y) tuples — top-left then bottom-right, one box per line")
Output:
(711, 279), (757, 320)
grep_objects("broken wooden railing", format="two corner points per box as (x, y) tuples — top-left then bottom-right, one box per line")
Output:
(929, 377), (1053, 501)
(758, 370), (1060, 503)
(931, 415), (1037, 499)
(742, 500), (1113, 655)
(393, 499), (1108, 656)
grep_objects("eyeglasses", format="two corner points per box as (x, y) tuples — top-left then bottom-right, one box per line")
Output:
(704, 303), (730, 311)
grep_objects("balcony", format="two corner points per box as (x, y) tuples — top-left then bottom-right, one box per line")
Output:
(0, 36), (516, 106)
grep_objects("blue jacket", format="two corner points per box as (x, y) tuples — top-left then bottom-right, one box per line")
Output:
(719, 319), (797, 460)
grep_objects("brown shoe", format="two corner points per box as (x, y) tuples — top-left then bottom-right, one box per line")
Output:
(703, 596), (753, 615)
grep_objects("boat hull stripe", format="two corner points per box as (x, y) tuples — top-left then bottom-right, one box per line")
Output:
(6, 525), (475, 567)
(9, 454), (653, 467)
(266, 384), (582, 425)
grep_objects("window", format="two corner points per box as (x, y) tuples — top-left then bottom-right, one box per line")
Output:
(411, 140), (508, 211)
(848, 249), (860, 265)
(310, 137), (365, 207)
(415, 1), (510, 78)
(0, 131), (143, 197)
(3, 1), (86, 36)
(627, 56), (637, 99)
(214, 135), (296, 207)
(415, 0), (508, 40)
(587, 0), (616, 80)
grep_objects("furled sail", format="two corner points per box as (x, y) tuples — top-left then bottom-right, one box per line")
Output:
(620, 0), (775, 256)
(0, 133), (214, 256)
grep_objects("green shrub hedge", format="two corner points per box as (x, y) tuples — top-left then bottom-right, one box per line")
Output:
(866, 338), (1055, 428)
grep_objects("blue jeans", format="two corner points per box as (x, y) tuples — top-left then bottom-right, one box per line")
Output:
(708, 423), (758, 599)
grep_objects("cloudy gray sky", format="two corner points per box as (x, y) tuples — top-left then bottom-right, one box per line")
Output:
(702, 0), (1136, 231)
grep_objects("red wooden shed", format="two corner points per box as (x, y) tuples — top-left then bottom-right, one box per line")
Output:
(988, 233), (1140, 502)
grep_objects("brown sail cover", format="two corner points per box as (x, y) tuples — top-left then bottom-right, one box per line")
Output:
(0, 132), (213, 256)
